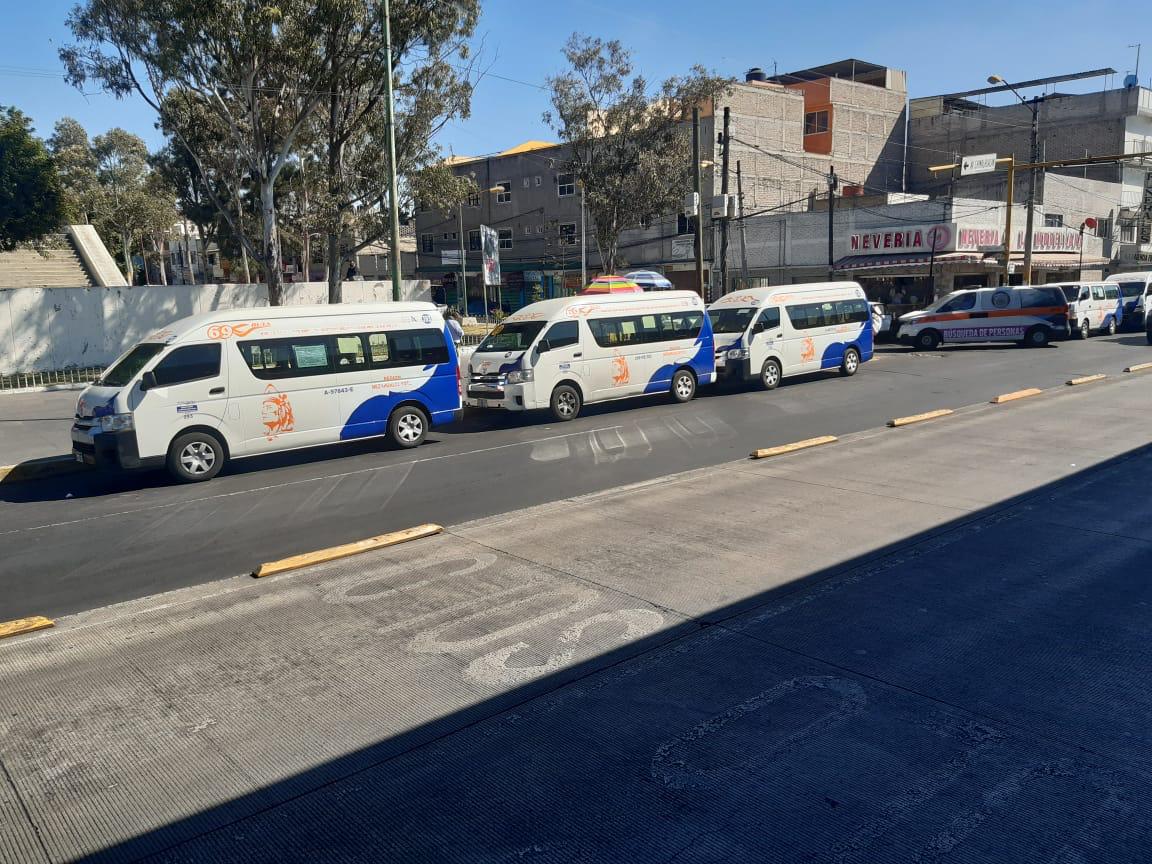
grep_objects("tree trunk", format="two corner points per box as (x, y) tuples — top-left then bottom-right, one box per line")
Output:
(301, 233), (310, 285)
(233, 192), (251, 284)
(121, 231), (133, 284)
(327, 232), (342, 303)
(259, 175), (284, 305)
(155, 235), (168, 285)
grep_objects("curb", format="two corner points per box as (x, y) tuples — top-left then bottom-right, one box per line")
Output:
(750, 435), (837, 460)
(1066, 374), (1106, 386)
(887, 409), (954, 428)
(0, 616), (54, 641)
(990, 388), (1043, 405)
(0, 456), (87, 485)
(252, 523), (444, 578)
(1124, 361), (1152, 374)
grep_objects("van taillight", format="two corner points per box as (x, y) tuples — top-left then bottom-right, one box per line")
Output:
(457, 363), (462, 397)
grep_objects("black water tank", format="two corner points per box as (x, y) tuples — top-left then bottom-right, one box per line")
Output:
(746, 68), (767, 83)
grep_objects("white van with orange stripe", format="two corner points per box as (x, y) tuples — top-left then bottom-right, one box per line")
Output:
(898, 286), (1069, 350)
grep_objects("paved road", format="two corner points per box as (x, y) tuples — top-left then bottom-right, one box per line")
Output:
(0, 389), (81, 465)
(2, 374), (1150, 862)
(0, 334), (1148, 620)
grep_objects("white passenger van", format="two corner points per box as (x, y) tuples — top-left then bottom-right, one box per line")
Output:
(464, 291), (713, 421)
(898, 285), (1069, 349)
(706, 281), (873, 389)
(1105, 272), (1152, 331)
(71, 303), (461, 482)
(1049, 281), (1123, 338)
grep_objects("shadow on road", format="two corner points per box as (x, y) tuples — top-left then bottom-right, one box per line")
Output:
(57, 442), (1152, 863)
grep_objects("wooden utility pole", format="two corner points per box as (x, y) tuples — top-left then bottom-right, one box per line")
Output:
(692, 107), (705, 297)
(736, 161), (749, 282)
(719, 106), (732, 299)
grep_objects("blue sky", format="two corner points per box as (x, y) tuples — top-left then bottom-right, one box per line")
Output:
(1, 0), (1145, 155)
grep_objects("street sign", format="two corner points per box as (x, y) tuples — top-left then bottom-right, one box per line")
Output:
(961, 153), (998, 176)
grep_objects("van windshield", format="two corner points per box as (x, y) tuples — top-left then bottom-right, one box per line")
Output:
(708, 308), (758, 334)
(1116, 281), (1145, 299)
(101, 343), (165, 387)
(476, 321), (547, 353)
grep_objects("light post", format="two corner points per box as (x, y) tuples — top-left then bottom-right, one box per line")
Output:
(382, 0), (403, 301)
(578, 179), (587, 288)
(988, 75), (1042, 284)
(1078, 217), (1097, 280)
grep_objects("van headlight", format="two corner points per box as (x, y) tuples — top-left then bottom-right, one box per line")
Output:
(727, 348), (750, 360)
(506, 369), (534, 384)
(98, 413), (134, 432)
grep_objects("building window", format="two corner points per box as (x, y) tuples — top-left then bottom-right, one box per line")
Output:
(536, 225), (544, 234)
(534, 176), (542, 187)
(677, 214), (697, 235)
(1096, 217), (1111, 239)
(442, 231), (457, 241)
(467, 192), (480, 207)
(468, 229), (481, 251)
(496, 182), (511, 204)
(523, 224), (533, 236)
(498, 228), (513, 250)
(522, 177), (531, 189)
(1044, 214), (1063, 228)
(804, 110), (829, 136)
(421, 234), (434, 254)
(559, 223), (578, 246)
(558, 172), (576, 197)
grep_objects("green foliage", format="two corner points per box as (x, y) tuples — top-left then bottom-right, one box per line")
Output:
(545, 35), (731, 273)
(48, 117), (100, 224)
(0, 107), (66, 250)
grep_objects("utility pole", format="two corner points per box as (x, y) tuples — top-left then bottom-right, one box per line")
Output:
(736, 160), (749, 283)
(382, 0), (403, 301)
(457, 202), (466, 310)
(692, 107), (705, 297)
(1023, 96), (1041, 284)
(579, 179), (587, 287)
(719, 106), (732, 298)
(827, 165), (838, 281)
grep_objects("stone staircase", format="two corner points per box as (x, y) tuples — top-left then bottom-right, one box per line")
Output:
(0, 236), (96, 288)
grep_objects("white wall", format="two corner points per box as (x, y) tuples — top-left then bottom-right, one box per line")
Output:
(0, 280), (431, 373)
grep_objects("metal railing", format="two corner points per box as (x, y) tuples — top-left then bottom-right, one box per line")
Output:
(0, 366), (105, 393)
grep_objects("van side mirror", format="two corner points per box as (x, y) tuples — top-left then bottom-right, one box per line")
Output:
(536, 340), (551, 353)
(140, 371), (158, 392)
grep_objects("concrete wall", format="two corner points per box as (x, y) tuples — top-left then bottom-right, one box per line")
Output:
(0, 280), (431, 373)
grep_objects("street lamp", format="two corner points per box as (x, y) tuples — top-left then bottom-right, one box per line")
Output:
(1078, 217), (1097, 280)
(988, 74), (1042, 284)
(577, 179), (587, 288)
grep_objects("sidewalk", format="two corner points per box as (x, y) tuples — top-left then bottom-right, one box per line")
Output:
(1, 375), (1151, 862)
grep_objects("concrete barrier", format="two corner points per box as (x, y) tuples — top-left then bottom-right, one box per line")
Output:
(0, 280), (431, 373)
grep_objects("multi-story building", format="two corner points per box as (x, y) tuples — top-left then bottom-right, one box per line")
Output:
(907, 77), (1152, 269)
(414, 59), (908, 312)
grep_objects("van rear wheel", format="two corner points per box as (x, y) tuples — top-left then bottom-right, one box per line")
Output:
(1024, 326), (1050, 348)
(389, 405), (428, 449)
(1105, 318), (1117, 336)
(167, 430), (226, 483)
(840, 347), (861, 377)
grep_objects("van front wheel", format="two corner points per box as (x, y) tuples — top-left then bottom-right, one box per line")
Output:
(389, 405), (428, 449)
(167, 430), (226, 483)
(550, 384), (582, 421)
(914, 329), (941, 351)
(1078, 319), (1091, 340)
(671, 369), (696, 403)
(760, 358), (782, 390)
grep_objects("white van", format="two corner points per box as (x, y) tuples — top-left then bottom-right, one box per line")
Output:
(1050, 281), (1123, 338)
(707, 281), (874, 389)
(464, 291), (713, 421)
(898, 285), (1069, 349)
(1105, 272), (1152, 331)
(71, 303), (461, 482)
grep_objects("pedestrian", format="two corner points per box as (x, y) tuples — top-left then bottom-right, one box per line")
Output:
(892, 288), (904, 305)
(907, 293), (919, 307)
(345, 261), (359, 280)
(446, 310), (464, 345)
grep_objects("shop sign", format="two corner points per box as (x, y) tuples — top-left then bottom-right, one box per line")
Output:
(955, 225), (1082, 253)
(671, 236), (695, 260)
(960, 153), (998, 176)
(848, 224), (955, 254)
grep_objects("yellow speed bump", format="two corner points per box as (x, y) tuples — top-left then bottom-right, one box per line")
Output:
(750, 435), (837, 460)
(1124, 361), (1152, 373)
(1066, 373), (1106, 386)
(887, 409), (954, 428)
(990, 388), (1043, 405)
(0, 616), (54, 640)
(252, 524), (443, 578)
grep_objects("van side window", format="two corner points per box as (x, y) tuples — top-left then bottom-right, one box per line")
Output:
(1104, 285), (1119, 300)
(786, 298), (869, 329)
(1092, 286), (1105, 301)
(541, 321), (579, 350)
(239, 338), (333, 379)
(937, 293), (976, 314)
(375, 329), (450, 367)
(367, 333), (390, 364)
(335, 335), (367, 367)
(587, 313), (703, 348)
(152, 343), (221, 386)
(1018, 287), (1064, 308)
(759, 307), (781, 330)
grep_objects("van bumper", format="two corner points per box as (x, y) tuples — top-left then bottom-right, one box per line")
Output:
(70, 426), (162, 471)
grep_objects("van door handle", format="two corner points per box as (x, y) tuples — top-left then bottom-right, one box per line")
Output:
(209, 387), (225, 395)
(573, 352), (583, 358)
(970, 312), (988, 319)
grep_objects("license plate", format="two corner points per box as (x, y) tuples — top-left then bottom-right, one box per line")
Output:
(475, 398), (490, 408)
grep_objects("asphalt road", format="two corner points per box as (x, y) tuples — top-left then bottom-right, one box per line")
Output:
(1, 333), (1148, 620)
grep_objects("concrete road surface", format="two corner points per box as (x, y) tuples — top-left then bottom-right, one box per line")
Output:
(0, 373), (1150, 862)
(0, 335), (1149, 620)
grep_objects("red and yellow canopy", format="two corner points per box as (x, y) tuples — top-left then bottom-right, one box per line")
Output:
(579, 275), (644, 295)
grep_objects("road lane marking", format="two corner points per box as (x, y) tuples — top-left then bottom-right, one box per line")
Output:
(0, 426), (624, 538)
(252, 523), (443, 577)
(887, 409), (954, 427)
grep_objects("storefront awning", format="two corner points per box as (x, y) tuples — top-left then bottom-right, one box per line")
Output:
(1006, 253), (1110, 271)
(834, 252), (985, 271)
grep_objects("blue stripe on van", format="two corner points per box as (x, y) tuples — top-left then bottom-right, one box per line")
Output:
(642, 315), (716, 394)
